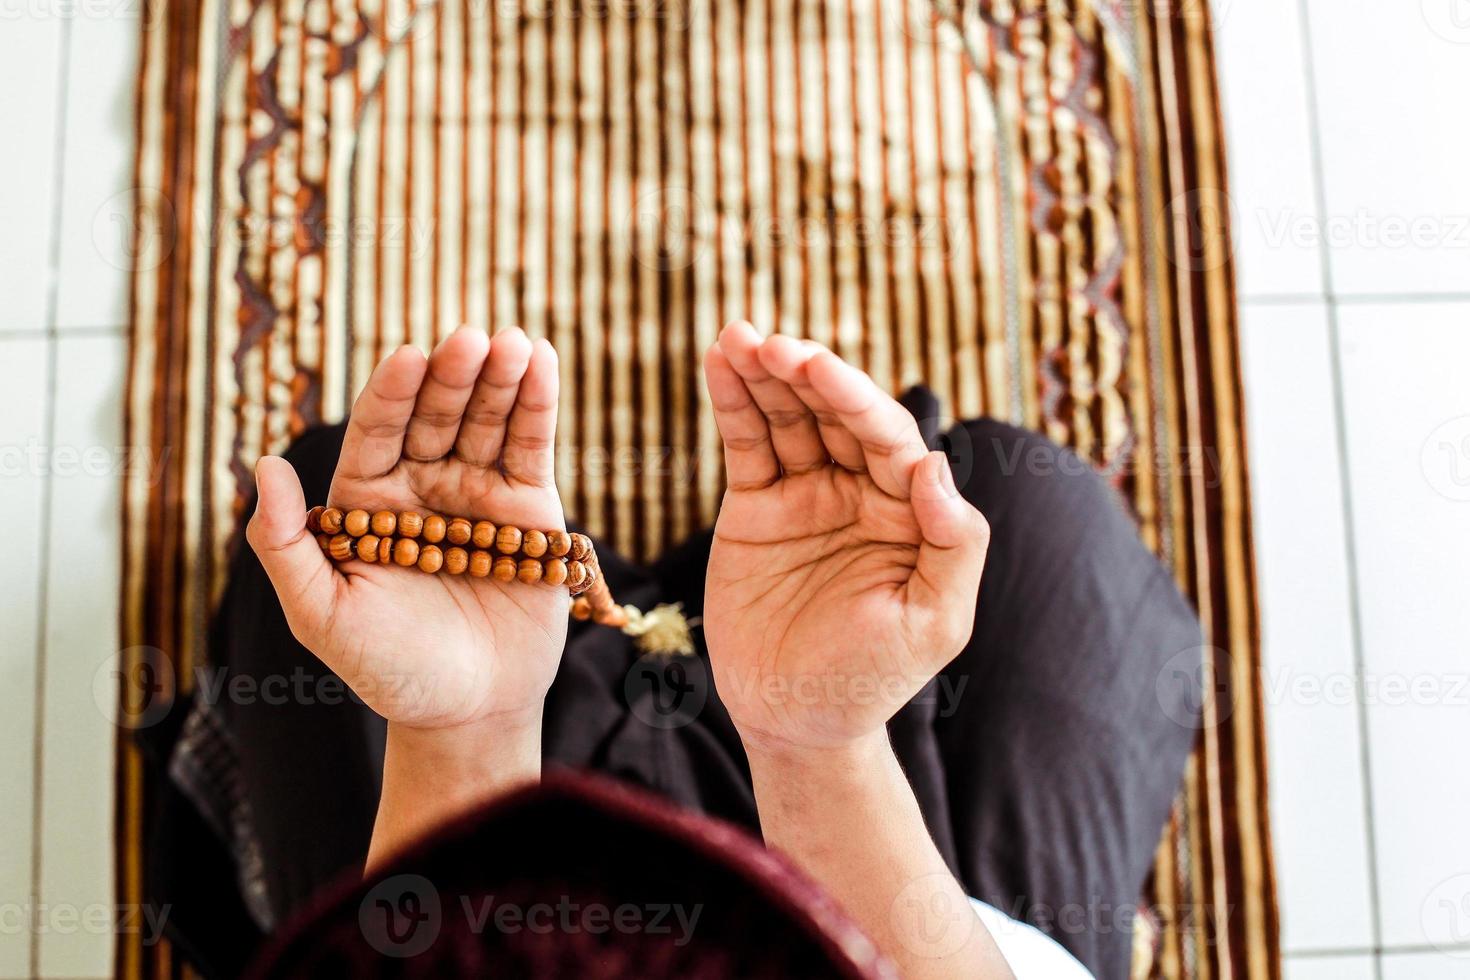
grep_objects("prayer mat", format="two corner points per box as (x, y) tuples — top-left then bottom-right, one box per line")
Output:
(120, 0), (1277, 975)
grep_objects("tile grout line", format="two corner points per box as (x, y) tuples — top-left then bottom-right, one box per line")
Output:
(1289, 941), (1470, 960)
(0, 324), (130, 339)
(1332, 292), (1470, 305)
(1242, 291), (1470, 308)
(1293, 0), (1384, 975)
(30, 11), (74, 978)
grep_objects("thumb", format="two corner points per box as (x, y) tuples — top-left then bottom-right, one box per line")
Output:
(906, 451), (991, 653)
(246, 455), (337, 643)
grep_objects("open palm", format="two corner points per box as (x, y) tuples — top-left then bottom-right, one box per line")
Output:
(248, 327), (569, 730)
(703, 323), (991, 749)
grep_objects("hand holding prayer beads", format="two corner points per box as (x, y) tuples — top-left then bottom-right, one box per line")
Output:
(306, 505), (602, 601)
(302, 501), (693, 648)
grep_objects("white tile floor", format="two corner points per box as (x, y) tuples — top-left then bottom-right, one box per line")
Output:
(1219, 0), (1470, 977)
(0, 6), (135, 979)
(0, 2), (1465, 978)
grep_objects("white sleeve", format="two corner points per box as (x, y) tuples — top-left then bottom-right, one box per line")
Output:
(968, 898), (1094, 979)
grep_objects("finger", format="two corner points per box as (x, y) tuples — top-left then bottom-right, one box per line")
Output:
(336, 346), (429, 483)
(803, 349), (928, 497)
(906, 451), (991, 652)
(247, 456), (340, 645)
(502, 336), (559, 487)
(403, 326), (491, 461)
(717, 321), (828, 474)
(703, 344), (780, 490)
(455, 326), (533, 467)
(757, 335), (866, 472)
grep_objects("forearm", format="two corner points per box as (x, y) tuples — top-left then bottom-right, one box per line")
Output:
(366, 709), (543, 874)
(744, 731), (1014, 980)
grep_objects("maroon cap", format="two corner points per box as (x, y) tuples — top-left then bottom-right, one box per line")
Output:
(249, 769), (894, 979)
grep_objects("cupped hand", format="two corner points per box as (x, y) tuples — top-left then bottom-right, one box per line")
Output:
(702, 322), (991, 750)
(247, 326), (569, 731)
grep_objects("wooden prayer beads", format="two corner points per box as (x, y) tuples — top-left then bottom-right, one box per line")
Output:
(495, 525), (522, 554)
(445, 547), (469, 575)
(356, 534), (380, 563)
(308, 504), (690, 654)
(312, 507), (601, 600)
(472, 521), (496, 549)
(446, 517), (473, 546)
(393, 538), (420, 567)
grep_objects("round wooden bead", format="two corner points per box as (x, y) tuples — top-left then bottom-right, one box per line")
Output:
(319, 507), (344, 534)
(444, 547), (469, 575)
(570, 597), (592, 621)
(371, 510), (397, 536)
(344, 509), (371, 537)
(566, 559), (589, 590)
(492, 556), (518, 582)
(446, 517), (473, 546)
(328, 534), (354, 561)
(495, 525), (522, 554)
(471, 521), (496, 549)
(422, 515), (447, 544)
(569, 533), (593, 562)
(377, 536), (394, 563)
(517, 558), (543, 584)
(306, 506), (324, 533)
(521, 529), (548, 558)
(356, 534), (381, 562)
(469, 550), (493, 578)
(394, 538), (421, 567)
(316, 533), (332, 553)
(398, 511), (424, 538)
(542, 558), (568, 586)
(546, 530), (571, 558)
(417, 544), (444, 574)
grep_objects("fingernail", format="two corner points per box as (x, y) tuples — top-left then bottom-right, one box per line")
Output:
(937, 454), (957, 495)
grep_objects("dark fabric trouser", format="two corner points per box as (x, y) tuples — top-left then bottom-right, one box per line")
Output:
(147, 394), (1203, 980)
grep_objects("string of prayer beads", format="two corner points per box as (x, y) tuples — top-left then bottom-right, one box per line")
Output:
(306, 506), (616, 622)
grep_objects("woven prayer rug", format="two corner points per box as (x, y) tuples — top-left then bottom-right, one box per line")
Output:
(120, 0), (1278, 975)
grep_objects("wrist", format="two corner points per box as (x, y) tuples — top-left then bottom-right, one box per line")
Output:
(740, 727), (894, 787)
(385, 709), (543, 796)
(368, 710), (542, 872)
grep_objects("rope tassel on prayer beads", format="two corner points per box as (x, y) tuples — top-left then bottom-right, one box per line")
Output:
(303, 506), (694, 656)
